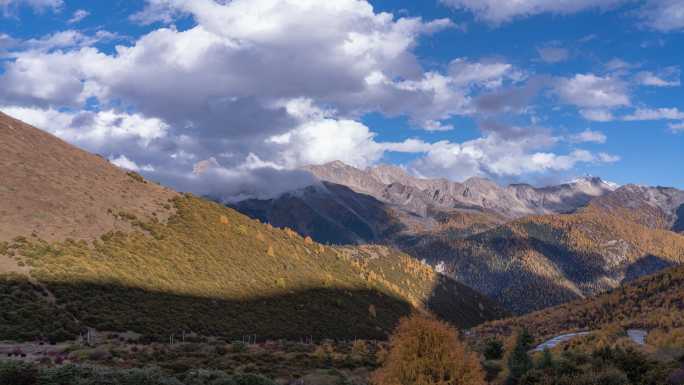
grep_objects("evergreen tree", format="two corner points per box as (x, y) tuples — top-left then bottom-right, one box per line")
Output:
(537, 348), (555, 370)
(506, 328), (533, 384)
(483, 338), (504, 360)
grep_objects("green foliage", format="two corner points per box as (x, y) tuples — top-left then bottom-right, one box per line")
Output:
(231, 342), (248, 353)
(507, 329), (533, 384)
(0, 360), (38, 385)
(536, 349), (555, 370)
(516, 345), (676, 385)
(0, 274), (80, 341)
(183, 369), (234, 385)
(483, 338), (504, 360)
(231, 374), (276, 385)
(126, 171), (146, 183)
(0, 362), (279, 385)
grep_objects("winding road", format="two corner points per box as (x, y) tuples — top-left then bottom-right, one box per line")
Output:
(532, 329), (648, 352)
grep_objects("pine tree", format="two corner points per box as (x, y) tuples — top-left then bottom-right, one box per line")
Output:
(483, 338), (504, 360)
(506, 328), (533, 384)
(537, 348), (555, 370)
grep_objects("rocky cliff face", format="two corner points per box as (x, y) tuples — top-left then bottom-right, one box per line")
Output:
(304, 161), (617, 219)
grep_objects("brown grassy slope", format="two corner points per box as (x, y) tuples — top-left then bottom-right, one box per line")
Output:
(0, 111), (177, 242)
(410, 206), (684, 314)
(471, 263), (684, 343)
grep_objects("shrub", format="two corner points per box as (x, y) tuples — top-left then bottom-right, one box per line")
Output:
(231, 341), (248, 353)
(371, 314), (486, 385)
(483, 338), (504, 360)
(183, 369), (234, 385)
(231, 374), (276, 385)
(88, 348), (112, 361)
(0, 361), (38, 385)
(351, 340), (369, 358)
(669, 368), (684, 385)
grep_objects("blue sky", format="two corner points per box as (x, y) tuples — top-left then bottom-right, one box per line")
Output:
(0, 0), (682, 199)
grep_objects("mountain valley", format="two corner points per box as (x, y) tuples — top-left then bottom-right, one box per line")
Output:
(234, 161), (684, 314)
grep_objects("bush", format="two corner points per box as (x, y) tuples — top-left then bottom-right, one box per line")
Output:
(183, 369), (234, 385)
(0, 361), (38, 385)
(231, 341), (248, 353)
(231, 374), (276, 385)
(483, 338), (504, 360)
(371, 314), (486, 385)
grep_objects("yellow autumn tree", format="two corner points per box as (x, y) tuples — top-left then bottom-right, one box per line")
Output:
(372, 314), (486, 385)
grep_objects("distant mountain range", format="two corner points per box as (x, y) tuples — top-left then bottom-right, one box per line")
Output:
(233, 161), (684, 314)
(0, 112), (506, 342)
(307, 161), (620, 218)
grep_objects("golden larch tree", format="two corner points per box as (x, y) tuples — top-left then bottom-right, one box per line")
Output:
(372, 314), (486, 385)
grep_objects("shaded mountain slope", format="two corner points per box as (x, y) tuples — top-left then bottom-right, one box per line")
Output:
(234, 182), (404, 245)
(0, 111), (506, 342)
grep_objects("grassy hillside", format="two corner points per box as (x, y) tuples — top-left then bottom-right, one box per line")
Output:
(409, 206), (684, 314)
(0, 112), (177, 242)
(1, 194), (506, 343)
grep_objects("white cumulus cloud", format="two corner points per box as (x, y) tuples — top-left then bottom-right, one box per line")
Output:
(67, 9), (89, 24)
(438, 0), (627, 24)
(556, 74), (630, 109)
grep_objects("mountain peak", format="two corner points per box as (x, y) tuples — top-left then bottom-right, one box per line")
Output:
(568, 176), (619, 190)
(325, 160), (353, 168)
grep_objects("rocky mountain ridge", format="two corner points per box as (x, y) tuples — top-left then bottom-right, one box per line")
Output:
(304, 161), (618, 219)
